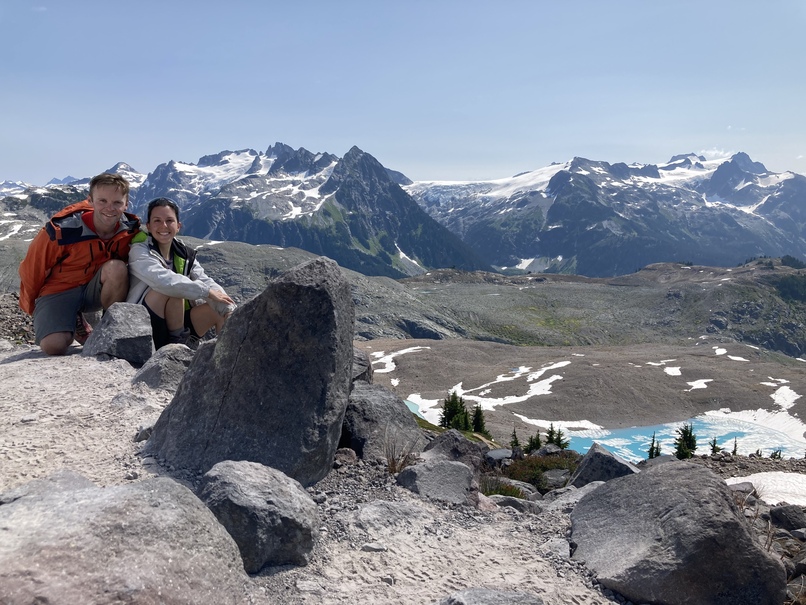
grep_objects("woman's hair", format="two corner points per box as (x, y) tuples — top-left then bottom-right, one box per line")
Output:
(146, 197), (181, 223)
(89, 173), (130, 198)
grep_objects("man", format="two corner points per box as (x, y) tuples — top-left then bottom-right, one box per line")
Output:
(19, 173), (141, 355)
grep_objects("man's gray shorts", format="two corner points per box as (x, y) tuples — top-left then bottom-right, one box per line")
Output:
(33, 269), (104, 344)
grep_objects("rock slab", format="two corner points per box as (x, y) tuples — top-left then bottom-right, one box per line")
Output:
(0, 471), (248, 604)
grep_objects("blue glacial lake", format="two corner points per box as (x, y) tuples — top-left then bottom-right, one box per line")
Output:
(567, 415), (806, 463)
(405, 400), (806, 463)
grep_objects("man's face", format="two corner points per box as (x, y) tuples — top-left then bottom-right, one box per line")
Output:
(89, 184), (128, 233)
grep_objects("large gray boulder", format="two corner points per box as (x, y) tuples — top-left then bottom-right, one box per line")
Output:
(396, 460), (475, 505)
(571, 462), (786, 605)
(145, 257), (355, 486)
(198, 460), (318, 573)
(341, 382), (426, 461)
(131, 343), (195, 391)
(568, 442), (639, 488)
(420, 428), (488, 472)
(0, 472), (249, 604)
(771, 504), (806, 532)
(81, 302), (154, 365)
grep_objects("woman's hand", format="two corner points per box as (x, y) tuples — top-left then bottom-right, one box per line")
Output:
(208, 289), (235, 306)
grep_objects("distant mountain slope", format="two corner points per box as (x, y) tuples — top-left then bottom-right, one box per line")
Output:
(407, 153), (806, 276)
(0, 144), (489, 279)
(177, 145), (490, 278)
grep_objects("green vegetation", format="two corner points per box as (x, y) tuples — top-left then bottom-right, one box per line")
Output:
(503, 452), (579, 493)
(770, 449), (783, 460)
(439, 391), (471, 431)
(438, 392), (491, 438)
(709, 436), (721, 455)
(774, 274), (806, 303)
(673, 423), (697, 459)
(545, 423), (570, 449)
(782, 255), (806, 269)
(510, 426), (520, 449)
(647, 432), (661, 459)
(471, 404), (491, 438)
(524, 431), (542, 454)
(479, 476), (525, 498)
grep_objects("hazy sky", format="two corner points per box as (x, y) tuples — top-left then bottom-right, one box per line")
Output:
(2, 0), (804, 184)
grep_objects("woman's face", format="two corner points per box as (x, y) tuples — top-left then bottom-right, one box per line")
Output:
(147, 205), (180, 247)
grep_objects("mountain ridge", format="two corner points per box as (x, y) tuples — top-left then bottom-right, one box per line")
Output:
(2, 146), (805, 279)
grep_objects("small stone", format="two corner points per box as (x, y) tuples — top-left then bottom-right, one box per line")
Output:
(361, 541), (388, 552)
(381, 576), (395, 586)
(20, 415), (37, 423)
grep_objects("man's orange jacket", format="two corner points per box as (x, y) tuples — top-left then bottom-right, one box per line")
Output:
(18, 200), (141, 315)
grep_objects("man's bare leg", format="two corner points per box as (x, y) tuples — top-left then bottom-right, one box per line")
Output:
(39, 331), (73, 356)
(99, 260), (129, 310)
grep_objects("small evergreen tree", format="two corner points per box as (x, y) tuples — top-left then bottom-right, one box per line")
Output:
(709, 436), (721, 455)
(545, 423), (556, 446)
(770, 449), (783, 460)
(673, 423), (697, 460)
(732, 437), (738, 456)
(510, 426), (520, 449)
(524, 432), (542, 454)
(471, 404), (491, 438)
(553, 426), (570, 449)
(648, 432), (661, 459)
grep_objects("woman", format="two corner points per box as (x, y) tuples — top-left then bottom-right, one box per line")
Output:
(127, 197), (236, 348)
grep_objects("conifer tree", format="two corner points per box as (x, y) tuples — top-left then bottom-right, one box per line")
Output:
(673, 423), (697, 459)
(471, 404), (491, 438)
(439, 391), (470, 431)
(510, 426), (520, 449)
(546, 423), (556, 446)
(709, 436), (721, 455)
(732, 437), (738, 456)
(553, 426), (570, 449)
(648, 432), (659, 459)
(525, 431), (542, 454)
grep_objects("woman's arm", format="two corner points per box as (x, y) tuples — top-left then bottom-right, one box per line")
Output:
(189, 260), (236, 315)
(128, 243), (210, 301)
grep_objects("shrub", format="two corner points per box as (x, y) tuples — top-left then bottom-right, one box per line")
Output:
(479, 475), (525, 498)
(503, 452), (579, 492)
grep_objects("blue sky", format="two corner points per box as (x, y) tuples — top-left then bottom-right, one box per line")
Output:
(2, 0), (804, 184)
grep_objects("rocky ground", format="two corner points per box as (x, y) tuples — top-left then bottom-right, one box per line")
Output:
(0, 293), (34, 345)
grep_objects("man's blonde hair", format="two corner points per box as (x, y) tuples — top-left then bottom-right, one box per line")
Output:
(89, 173), (130, 199)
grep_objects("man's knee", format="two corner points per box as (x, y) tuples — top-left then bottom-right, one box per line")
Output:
(101, 259), (128, 285)
(40, 332), (72, 356)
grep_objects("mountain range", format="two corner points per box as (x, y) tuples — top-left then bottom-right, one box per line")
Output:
(2, 145), (805, 279)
